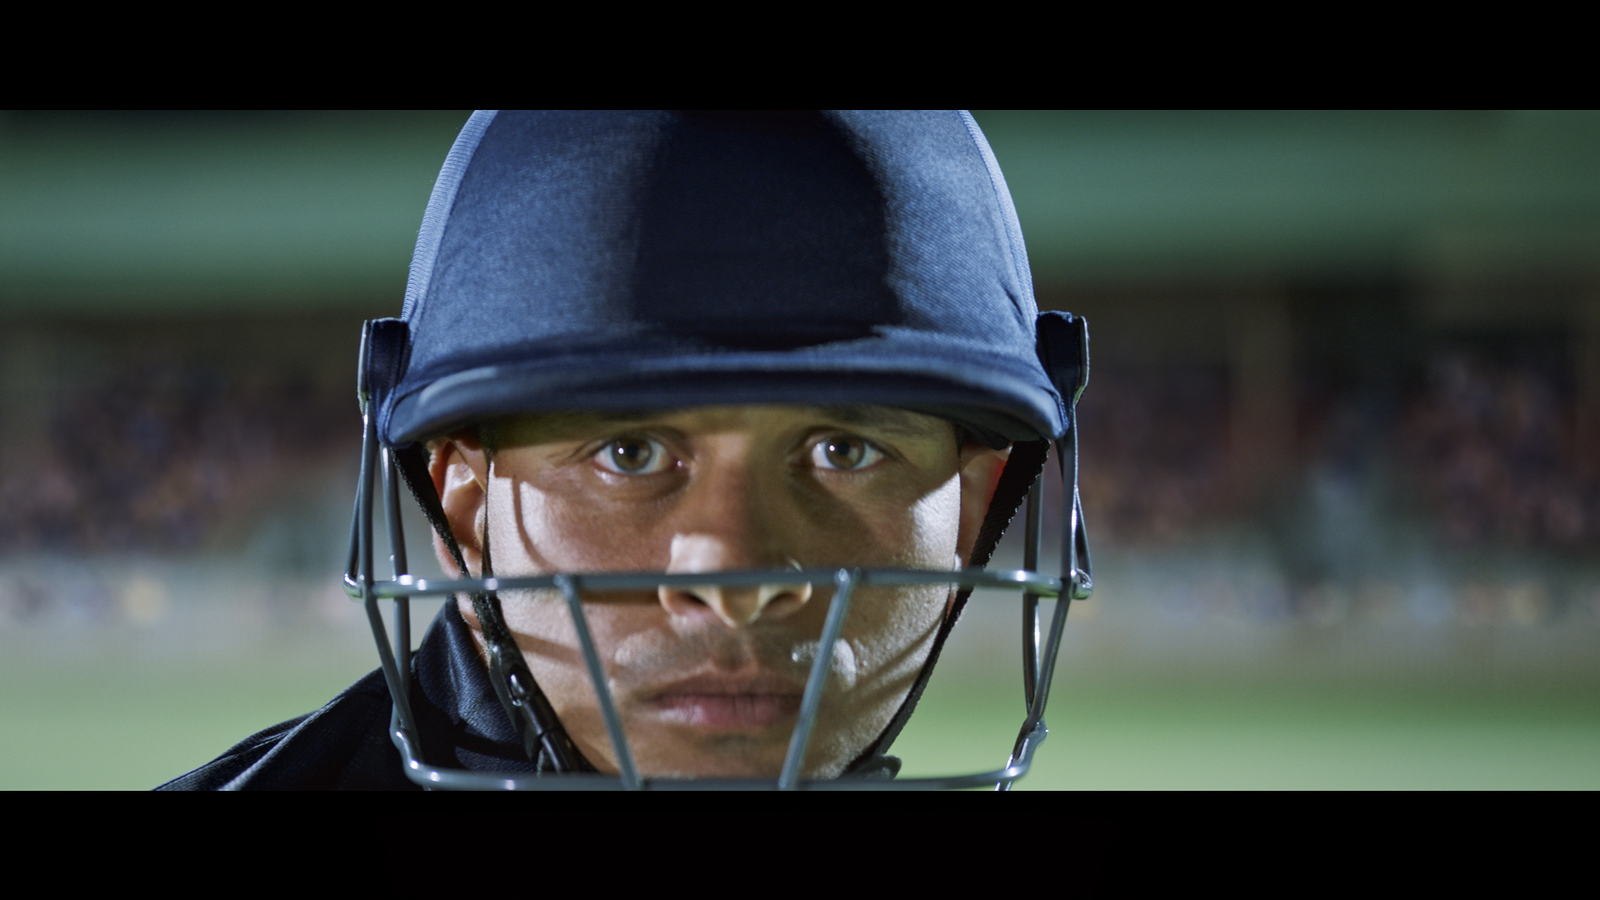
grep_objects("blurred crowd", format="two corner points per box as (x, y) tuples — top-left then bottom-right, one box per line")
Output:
(1078, 365), (1233, 546)
(0, 361), (357, 554)
(1077, 353), (1600, 556)
(1397, 355), (1596, 551)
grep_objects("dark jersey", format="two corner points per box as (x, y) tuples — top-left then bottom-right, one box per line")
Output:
(157, 602), (537, 790)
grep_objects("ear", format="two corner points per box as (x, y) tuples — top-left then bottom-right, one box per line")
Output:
(429, 432), (490, 577)
(955, 442), (1011, 567)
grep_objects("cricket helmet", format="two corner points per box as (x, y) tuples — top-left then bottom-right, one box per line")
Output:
(348, 110), (1092, 790)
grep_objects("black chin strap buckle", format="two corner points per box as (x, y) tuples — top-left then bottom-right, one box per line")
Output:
(486, 629), (581, 772)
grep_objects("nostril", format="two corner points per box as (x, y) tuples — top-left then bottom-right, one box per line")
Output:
(657, 585), (715, 620)
(656, 577), (813, 628)
(757, 581), (812, 620)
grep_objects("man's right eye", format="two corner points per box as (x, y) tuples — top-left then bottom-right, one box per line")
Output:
(593, 437), (674, 475)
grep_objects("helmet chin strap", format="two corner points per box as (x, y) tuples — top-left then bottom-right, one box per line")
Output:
(392, 443), (587, 772)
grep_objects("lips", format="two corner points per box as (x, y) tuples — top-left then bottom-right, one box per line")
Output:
(643, 674), (805, 731)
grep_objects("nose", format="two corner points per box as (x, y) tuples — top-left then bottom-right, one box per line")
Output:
(659, 535), (813, 628)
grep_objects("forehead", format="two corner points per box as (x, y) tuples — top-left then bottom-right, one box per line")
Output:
(483, 404), (957, 446)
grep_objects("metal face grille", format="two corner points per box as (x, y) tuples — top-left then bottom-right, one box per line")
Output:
(345, 441), (1090, 791)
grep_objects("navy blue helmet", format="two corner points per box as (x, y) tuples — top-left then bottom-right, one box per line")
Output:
(348, 110), (1091, 790)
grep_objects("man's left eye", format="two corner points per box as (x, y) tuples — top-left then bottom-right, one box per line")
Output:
(811, 436), (884, 471)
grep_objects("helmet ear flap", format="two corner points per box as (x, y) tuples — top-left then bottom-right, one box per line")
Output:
(359, 317), (411, 445)
(1035, 310), (1089, 414)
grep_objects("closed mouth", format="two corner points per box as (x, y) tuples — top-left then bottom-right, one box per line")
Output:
(643, 673), (806, 731)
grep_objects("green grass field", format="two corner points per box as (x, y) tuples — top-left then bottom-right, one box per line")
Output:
(4, 644), (1596, 790)
(895, 672), (1600, 790)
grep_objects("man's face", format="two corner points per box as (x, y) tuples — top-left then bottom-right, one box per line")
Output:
(431, 404), (1007, 779)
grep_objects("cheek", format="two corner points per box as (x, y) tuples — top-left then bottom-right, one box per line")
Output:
(902, 474), (963, 567)
(495, 476), (665, 573)
(834, 474), (960, 680)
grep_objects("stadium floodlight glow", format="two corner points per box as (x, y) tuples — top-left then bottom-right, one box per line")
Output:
(343, 327), (1093, 790)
